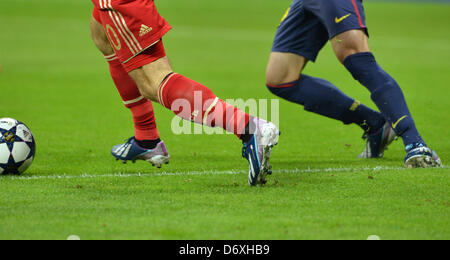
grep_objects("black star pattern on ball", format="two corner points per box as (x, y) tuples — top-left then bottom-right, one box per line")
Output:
(0, 124), (35, 175)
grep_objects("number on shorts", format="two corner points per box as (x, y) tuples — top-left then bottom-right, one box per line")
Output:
(105, 24), (122, 51)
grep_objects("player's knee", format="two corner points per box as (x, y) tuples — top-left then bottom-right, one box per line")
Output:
(266, 73), (286, 88)
(139, 80), (161, 103)
(266, 60), (284, 86)
(266, 74), (302, 101)
(266, 74), (301, 91)
(266, 52), (305, 87)
(140, 84), (159, 102)
(334, 40), (370, 63)
(129, 64), (173, 103)
(335, 47), (367, 64)
(127, 68), (159, 102)
(331, 30), (370, 63)
(266, 66), (302, 88)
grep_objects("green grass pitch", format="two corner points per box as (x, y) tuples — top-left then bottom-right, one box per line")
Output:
(0, 0), (449, 240)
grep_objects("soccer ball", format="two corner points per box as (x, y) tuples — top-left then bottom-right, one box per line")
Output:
(0, 118), (36, 175)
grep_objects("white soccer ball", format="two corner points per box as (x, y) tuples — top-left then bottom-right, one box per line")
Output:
(0, 118), (36, 175)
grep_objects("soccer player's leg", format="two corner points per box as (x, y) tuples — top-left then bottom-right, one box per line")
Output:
(266, 2), (387, 155)
(89, 10), (169, 167)
(325, 0), (441, 167)
(128, 55), (280, 185)
(93, 0), (279, 185)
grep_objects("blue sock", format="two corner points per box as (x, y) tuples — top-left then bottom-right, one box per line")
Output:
(343, 52), (425, 147)
(267, 75), (385, 133)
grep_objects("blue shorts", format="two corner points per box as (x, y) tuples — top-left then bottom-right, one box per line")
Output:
(272, 0), (368, 62)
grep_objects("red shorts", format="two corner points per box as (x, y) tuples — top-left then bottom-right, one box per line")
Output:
(92, 0), (172, 72)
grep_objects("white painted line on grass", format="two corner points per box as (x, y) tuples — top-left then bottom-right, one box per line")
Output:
(67, 235), (81, 240)
(1, 165), (447, 181)
(367, 235), (381, 240)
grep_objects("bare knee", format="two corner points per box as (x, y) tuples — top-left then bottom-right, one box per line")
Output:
(128, 57), (173, 103)
(331, 29), (370, 63)
(266, 52), (306, 86)
(90, 16), (115, 56)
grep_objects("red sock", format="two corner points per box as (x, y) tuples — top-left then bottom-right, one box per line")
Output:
(105, 54), (160, 141)
(158, 73), (250, 138)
